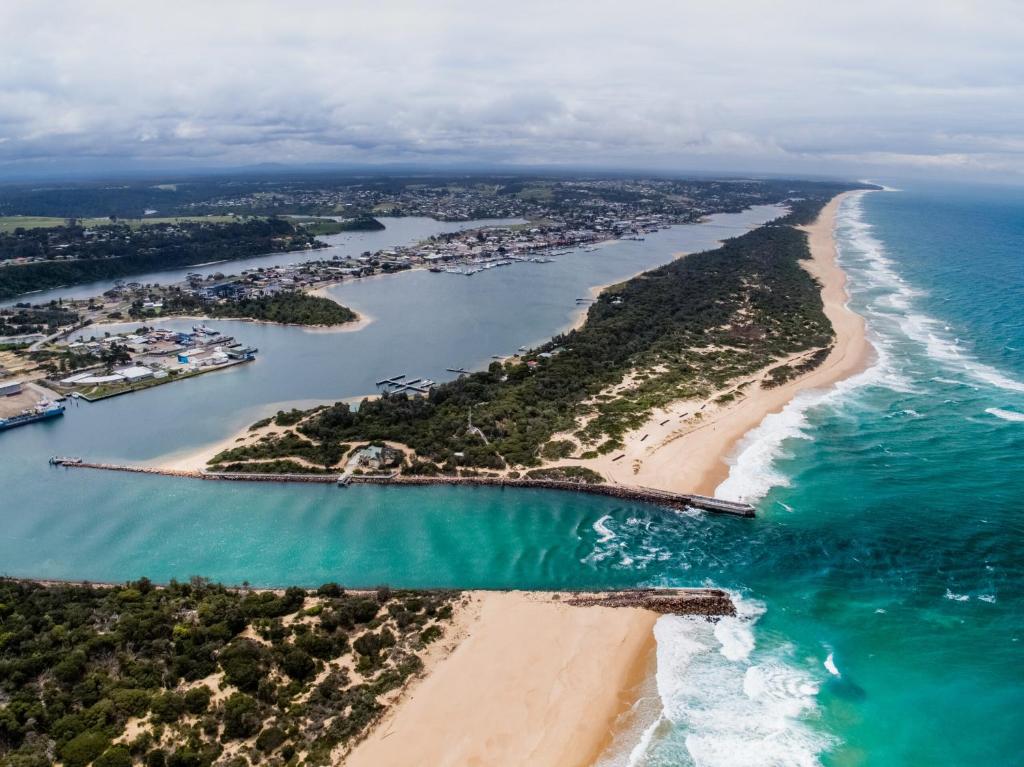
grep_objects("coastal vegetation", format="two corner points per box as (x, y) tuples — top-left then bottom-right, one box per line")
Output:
(140, 292), (358, 327)
(295, 216), (385, 236)
(213, 184), (863, 476)
(0, 219), (323, 301)
(210, 432), (349, 471)
(0, 304), (80, 338)
(0, 578), (460, 767)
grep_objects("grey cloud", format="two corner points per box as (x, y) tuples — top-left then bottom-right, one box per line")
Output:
(0, 0), (1022, 180)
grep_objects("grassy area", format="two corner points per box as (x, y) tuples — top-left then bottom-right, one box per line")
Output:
(0, 215), (241, 233)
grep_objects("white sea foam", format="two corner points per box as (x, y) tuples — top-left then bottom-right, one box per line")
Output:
(824, 653), (840, 677)
(842, 193), (1024, 394)
(618, 593), (831, 767)
(715, 360), (883, 503)
(624, 716), (662, 767)
(898, 313), (1024, 393)
(932, 376), (978, 389)
(944, 589), (970, 602)
(978, 594), (997, 603)
(594, 514), (617, 543)
(986, 407), (1024, 422)
(713, 596), (764, 662)
(718, 189), (1024, 504)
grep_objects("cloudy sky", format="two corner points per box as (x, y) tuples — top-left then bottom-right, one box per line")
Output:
(2, 0), (1022, 181)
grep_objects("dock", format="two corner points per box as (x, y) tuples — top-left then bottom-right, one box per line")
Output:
(376, 373), (434, 395)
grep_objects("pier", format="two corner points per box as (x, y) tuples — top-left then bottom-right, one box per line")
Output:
(375, 374), (434, 395)
(47, 458), (756, 517)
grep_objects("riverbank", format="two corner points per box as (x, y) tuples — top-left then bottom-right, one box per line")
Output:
(573, 191), (873, 496)
(343, 590), (660, 767)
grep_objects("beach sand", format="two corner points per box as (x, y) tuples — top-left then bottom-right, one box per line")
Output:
(343, 591), (658, 767)
(575, 191), (873, 495)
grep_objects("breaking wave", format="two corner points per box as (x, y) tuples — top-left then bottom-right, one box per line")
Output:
(603, 593), (832, 767)
(986, 407), (1024, 422)
(716, 189), (1024, 505)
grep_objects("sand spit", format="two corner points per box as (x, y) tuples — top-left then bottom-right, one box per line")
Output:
(576, 192), (873, 495)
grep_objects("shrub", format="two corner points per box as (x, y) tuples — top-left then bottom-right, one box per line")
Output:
(222, 693), (260, 739)
(150, 691), (186, 724)
(184, 686), (213, 715)
(59, 730), (110, 767)
(255, 725), (287, 753)
(317, 582), (344, 597)
(419, 625), (443, 645)
(219, 639), (270, 692)
(94, 746), (132, 767)
(278, 647), (315, 681)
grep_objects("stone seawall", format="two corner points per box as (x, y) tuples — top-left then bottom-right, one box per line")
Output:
(563, 588), (736, 617)
(51, 460), (755, 516)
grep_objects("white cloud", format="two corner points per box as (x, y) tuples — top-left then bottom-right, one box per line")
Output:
(1, 0), (1022, 179)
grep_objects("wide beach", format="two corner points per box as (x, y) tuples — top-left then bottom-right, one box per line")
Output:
(577, 191), (874, 496)
(343, 591), (659, 767)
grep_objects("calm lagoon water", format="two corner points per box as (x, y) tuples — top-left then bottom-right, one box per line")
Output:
(3, 216), (524, 306)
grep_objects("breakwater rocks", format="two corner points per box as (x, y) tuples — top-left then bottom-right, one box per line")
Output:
(357, 475), (756, 517)
(49, 459), (755, 516)
(564, 588), (737, 617)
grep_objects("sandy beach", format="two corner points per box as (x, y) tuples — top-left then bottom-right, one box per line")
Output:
(343, 591), (658, 767)
(575, 191), (873, 495)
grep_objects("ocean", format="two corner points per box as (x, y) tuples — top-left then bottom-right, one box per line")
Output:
(600, 184), (1024, 765)
(2, 185), (1021, 764)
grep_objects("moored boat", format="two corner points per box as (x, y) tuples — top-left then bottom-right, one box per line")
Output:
(0, 402), (66, 432)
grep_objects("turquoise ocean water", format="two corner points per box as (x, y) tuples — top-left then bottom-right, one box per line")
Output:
(1, 188), (1021, 763)
(603, 185), (1024, 766)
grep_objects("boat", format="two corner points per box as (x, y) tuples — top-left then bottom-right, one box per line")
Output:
(49, 456), (82, 465)
(1, 402), (66, 432)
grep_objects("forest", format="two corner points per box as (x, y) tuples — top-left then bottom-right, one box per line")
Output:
(0, 220), (322, 300)
(213, 183), (863, 475)
(146, 292), (357, 327)
(0, 304), (80, 337)
(0, 579), (459, 767)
